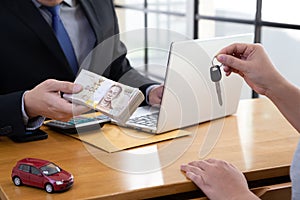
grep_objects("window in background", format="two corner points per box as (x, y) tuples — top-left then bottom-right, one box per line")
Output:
(262, 0), (300, 24)
(197, 0), (256, 39)
(198, 0), (256, 20)
(114, 0), (144, 8)
(147, 0), (186, 13)
(115, 9), (144, 32)
(115, 0), (187, 82)
(198, 20), (254, 38)
(260, 1), (300, 88)
(262, 27), (300, 87)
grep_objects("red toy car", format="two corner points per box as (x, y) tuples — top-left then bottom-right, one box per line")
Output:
(11, 158), (74, 193)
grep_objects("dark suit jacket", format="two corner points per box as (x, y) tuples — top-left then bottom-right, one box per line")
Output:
(0, 0), (156, 140)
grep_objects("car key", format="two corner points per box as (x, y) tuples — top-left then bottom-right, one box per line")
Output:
(210, 63), (223, 106)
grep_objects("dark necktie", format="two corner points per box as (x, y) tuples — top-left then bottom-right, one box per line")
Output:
(46, 5), (78, 74)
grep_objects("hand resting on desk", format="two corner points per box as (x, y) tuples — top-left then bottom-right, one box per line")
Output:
(181, 158), (259, 200)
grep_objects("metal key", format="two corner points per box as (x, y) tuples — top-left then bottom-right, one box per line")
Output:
(210, 65), (223, 106)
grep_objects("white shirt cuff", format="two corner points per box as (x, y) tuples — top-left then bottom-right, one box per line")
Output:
(21, 91), (45, 130)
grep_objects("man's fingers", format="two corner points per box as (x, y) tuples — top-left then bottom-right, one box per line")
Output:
(42, 79), (82, 94)
(217, 54), (246, 72)
(149, 85), (164, 106)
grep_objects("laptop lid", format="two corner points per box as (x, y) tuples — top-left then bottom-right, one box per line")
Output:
(155, 34), (254, 133)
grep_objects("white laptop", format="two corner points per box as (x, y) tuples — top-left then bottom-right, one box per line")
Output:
(117, 34), (253, 134)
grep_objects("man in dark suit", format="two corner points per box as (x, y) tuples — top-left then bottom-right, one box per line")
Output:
(0, 0), (163, 141)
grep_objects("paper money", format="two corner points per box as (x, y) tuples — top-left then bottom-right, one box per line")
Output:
(63, 69), (145, 123)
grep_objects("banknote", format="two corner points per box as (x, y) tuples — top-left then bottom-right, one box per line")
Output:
(63, 69), (145, 123)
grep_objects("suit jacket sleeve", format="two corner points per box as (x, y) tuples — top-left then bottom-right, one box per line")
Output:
(0, 92), (26, 139)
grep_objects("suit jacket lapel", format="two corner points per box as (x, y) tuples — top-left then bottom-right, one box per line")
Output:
(6, 0), (72, 73)
(79, 0), (104, 44)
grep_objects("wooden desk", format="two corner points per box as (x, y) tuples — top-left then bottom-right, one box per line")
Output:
(0, 98), (298, 199)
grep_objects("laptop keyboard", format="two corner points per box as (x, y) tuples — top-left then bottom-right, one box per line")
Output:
(127, 113), (159, 128)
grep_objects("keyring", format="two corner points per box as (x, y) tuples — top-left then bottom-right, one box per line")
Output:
(211, 56), (223, 67)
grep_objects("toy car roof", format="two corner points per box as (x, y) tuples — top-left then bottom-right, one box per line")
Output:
(17, 158), (52, 168)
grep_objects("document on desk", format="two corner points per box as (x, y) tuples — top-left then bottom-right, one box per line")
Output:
(69, 125), (192, 153)
(63, 69), (145, 124)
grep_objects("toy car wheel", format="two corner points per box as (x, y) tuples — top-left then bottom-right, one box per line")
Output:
(45, 183), (54, 193)
(13, 176), (22, 186)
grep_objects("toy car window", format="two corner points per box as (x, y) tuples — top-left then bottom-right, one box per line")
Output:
(18, 164), (30, 173)
(40, 163), (61, 176)
(30, 166), (41, 175)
